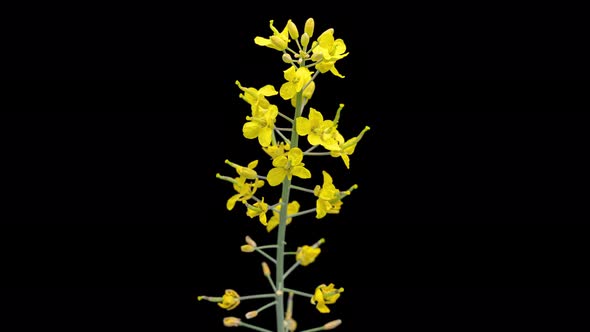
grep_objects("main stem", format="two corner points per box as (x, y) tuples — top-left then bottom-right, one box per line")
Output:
(275, 91), (303, 332)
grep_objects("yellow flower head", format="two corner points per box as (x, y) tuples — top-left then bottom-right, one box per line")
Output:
(225, 159), (259, 180)
(254, 20), (290, 51)
(235, 81), (278, 112)
(245, 198), (269, 225)
(310, 283), (343, 313)
(242, 104), (279, 147)
(313, 171), (345, 219)
(330, 126), (371, 169)
(263, 141), (290, 160)
(266, 199), (300, 232)
(296, 245), (321, 266)
(311, 28), (349, 78)
(296, 108), (343, 150)
(280, 65), (313, 100)
(224, 175), (264, 211)
(218, 289), (240, 310)
(266, 147), (311, 186)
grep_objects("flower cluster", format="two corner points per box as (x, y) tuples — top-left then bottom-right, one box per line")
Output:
(199, 18), (369, 332)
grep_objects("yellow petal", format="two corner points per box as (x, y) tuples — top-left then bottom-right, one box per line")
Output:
(258, 127), (273, 147)
(242, 122), (260, 139)
(280, 82), (296, 100)
(254, 36), (272, 47)
(295, 117), (311, 136)
(267, 168), (286, 186)
(291, 166), (311, 179)
(288, 148), (304, 165)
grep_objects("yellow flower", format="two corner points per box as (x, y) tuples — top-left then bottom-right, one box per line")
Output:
(330, 126), (370, 169)
(246, 198), (269, 225)
(236, 81), (277, 112)
(313, 171), (345, 219)
(242, 104), (279, 147)
(296, 108), (343, 150)
(316, 199), (343, 219)
(296, 245), (321, 266)
(224, 175), (264, 211)
(263, 141), (290, 160)
(254, 20), (290, 51)
(225, 159), (259, 180)
(218, 289), (240, 310)
(311, 283), (343, 313)
(266, 199), (300, 232)
(311, 28), (349, 78)
(267, 147), (311, 186)
(280, 65), (313, 100)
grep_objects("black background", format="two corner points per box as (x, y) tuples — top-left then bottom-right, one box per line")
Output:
(2, 2), (589, 332)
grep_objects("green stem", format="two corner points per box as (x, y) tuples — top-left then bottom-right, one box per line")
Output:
(283, 287), (313, 298)
(290, 184), (316, 194)
(255, 300), (277, 314)
(239, 294), (276, 301)
(265, 274), (277, 292)
(282, 261), (300, 281)
(237, 321), (274, 332)
(276, 89), (304, 332)
(255, 247), (277, 264)
(288, 207), (317, 218)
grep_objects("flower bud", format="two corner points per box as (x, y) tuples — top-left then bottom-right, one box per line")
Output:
(287, 20), (299, 39)
(240, 244), (255, 253)
(262, 261), (271, 277)
(245, 311), (258, 319)
(282, 53), (293, 64)
(323, 319), (342, 330)
(245, 235), (257, 247)
(300, 32), (310, 48)
(223, 317), (241, 327)
(311, 52), (323, 62)
(284, 318), (297, 331)
(304, 18), (314, 38)
(270, 35), (287, 51)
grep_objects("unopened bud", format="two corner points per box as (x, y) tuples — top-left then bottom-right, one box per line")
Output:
(245, 235), (257, 247)
(311, 52), (323, 62)
(241, 244), (255, 253)
(245, 311), (258, 319)
(300, 32), (310, 48)
(284, 318), (297, 331)
(323, 319), (342, 330)
(304, 18), (314, 37)
(287, 20), (299, 39)
(270, 35), (287, 51)
(262, 262), (271, 277)
(282, 53), (293, 64)
(223, 317), (241, 327)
